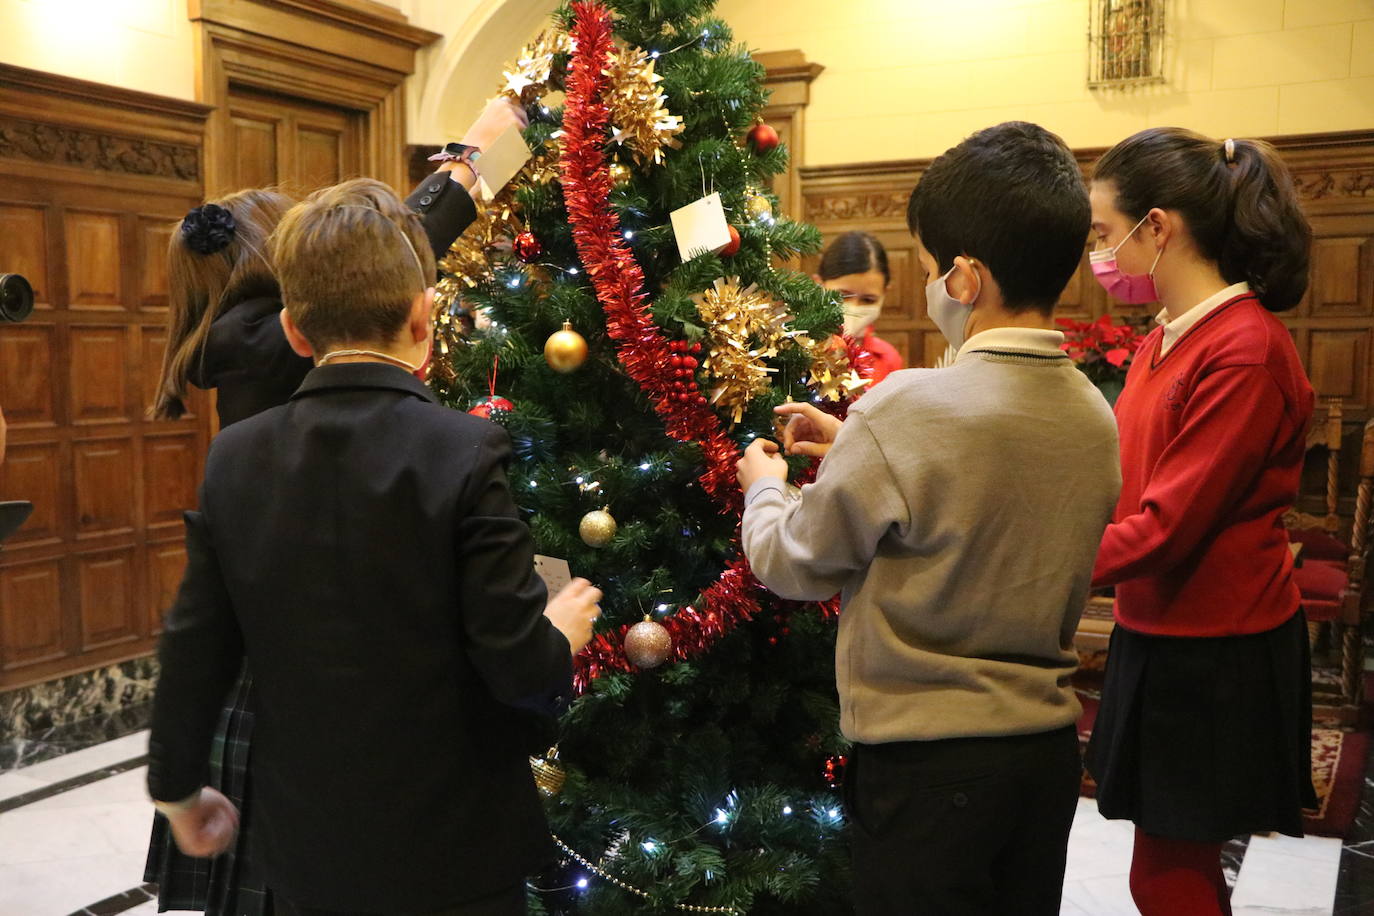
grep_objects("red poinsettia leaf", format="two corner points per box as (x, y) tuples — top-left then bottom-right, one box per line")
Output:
(1105, 347), (1132, 367)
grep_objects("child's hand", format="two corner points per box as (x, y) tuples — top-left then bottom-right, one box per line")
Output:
(545, 577), (602, 655)
(736, 438), (789, 492)
(460, 98), (530, 153)
(774, 403), (844, 458)
(162, 787), (240, 858)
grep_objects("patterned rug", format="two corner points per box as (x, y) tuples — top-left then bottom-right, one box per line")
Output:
(1074, 684), (1369, 839)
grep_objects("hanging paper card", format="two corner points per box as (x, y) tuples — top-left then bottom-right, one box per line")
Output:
(669, 192), (731, 262)
(477, 124), (535, 199)
(533, 554), (573, 595)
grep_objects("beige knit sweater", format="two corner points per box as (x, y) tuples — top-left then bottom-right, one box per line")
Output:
(742, 329), (1121, 744)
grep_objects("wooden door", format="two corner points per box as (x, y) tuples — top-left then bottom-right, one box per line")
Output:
(226, 87), (363, 196)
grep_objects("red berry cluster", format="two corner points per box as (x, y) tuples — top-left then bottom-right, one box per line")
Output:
(822, 754), (848, 789)
(766, 610), (792, 646)
(667, 339), (706, 405)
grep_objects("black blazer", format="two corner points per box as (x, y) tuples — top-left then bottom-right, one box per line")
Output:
(147, 363), (572, 912)
(190, 173), (478, 428)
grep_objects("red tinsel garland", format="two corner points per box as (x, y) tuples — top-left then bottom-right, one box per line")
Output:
(560, 1), (742, 514)
(562, 1), (778, 692)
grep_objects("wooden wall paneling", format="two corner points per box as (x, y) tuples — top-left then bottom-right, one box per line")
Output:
(0, 203), (48, 303)
(800, 161), (931, 365)
(77, 547), (139, 651)
(0, 558), (65, 671)
(0, 64), (212, 689)
(146, 540), (187, 637)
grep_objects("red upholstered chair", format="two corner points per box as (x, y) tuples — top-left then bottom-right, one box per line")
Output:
(1301, 415), (1374, 725)
(1285, 399), (1349, 630)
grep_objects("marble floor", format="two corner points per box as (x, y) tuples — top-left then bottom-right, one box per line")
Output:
(0, 723), (1355, 916)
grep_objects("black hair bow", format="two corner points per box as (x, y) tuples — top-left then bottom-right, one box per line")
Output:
(181, 203), (237, 255)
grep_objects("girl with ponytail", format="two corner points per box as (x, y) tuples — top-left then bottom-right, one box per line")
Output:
(1085, 127), (1316, 916)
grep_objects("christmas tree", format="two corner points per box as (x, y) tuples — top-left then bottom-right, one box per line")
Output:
(432, 2), (867, 912)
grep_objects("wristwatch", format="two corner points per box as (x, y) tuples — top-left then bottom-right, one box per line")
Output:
(428, 142), (482, 174)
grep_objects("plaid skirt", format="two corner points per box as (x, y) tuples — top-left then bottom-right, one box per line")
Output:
(145, 664), (269, 915)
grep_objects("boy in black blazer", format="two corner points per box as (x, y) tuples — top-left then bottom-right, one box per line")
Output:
(147, 178), (601, 916)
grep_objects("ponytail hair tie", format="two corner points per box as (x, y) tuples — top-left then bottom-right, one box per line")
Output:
(181, 203), (237, 255)
(1223, 138), (1236, 165)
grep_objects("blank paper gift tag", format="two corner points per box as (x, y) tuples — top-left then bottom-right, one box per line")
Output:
(533, 555), (572, 596)
(476, 124), (534, 199)
(670, 192), (731, 262)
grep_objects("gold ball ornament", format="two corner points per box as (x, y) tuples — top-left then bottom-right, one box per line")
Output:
(609, 161), (632, 186)
(624, 616), (673, 669)
(745, 191), (774, 222)
(529, 746), (566, 798)
(544, 320), (588, 373)
(579, 507), (617, 548)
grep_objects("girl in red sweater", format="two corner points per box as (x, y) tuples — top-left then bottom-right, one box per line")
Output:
(816, 231), (904, 384)
(1086, 128), (1317, 916)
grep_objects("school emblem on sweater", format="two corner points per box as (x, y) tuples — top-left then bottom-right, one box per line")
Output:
(1165, 375), (1186, 411)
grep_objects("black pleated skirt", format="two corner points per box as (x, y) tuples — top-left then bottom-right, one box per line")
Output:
(1085, 609), (1317, 843)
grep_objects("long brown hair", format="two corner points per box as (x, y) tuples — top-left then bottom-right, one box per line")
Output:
(1093, 127), (1311, 312)
(152, 188), (292, 420)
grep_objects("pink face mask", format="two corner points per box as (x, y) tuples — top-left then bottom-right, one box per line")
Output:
(1090, 213), (1164, 305)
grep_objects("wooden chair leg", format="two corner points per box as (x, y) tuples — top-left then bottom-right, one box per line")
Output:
(1309, 619), (1323, 651)
(1342, 622), (1363, 713)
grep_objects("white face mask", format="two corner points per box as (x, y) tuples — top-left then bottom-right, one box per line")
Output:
(842, 304), (883, 337)
(926, 263), (981, 351)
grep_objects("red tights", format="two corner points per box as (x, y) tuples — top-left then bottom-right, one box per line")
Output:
(1129, 828), (1233, 916)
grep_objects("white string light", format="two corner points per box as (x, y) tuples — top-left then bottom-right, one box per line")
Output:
(551, 834), (742, 915)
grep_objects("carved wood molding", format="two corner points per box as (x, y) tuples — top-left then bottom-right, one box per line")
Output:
(0, 116), (199, 181)
(804, 190), (911, 223)
(1293, 168), (1374, 200)
(0, 64), (209, 190)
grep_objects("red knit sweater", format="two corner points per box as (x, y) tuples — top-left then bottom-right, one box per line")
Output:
(1092, 293), (1314, 636)
(861, 328), (904, 385)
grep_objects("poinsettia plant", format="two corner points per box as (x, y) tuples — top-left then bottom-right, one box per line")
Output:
(1056, 314), (1148, 405)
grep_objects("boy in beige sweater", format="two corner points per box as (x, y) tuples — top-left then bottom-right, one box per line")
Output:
(737, 122), (1121, 916)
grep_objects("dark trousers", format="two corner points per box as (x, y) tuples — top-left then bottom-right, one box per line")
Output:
(846, 724), (1081, 916)
(271, 885), (525, 916)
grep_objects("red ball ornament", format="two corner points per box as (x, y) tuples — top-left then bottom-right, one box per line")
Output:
(513, 231), (543, 263)
(747, 122), (780, 154)
(720, 224), (741, 258)
(468, 395), (514, 419)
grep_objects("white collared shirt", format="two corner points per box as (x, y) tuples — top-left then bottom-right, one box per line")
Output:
(1155, 282), (1250, 356)
(956, 326), (1067, 360)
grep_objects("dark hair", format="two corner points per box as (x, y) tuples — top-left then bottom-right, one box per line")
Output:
(154, 188), (292, 420)
(1093, 128), (1311, 312)
(907, 121), (1089, 314)
(819, 231), (890, 285)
